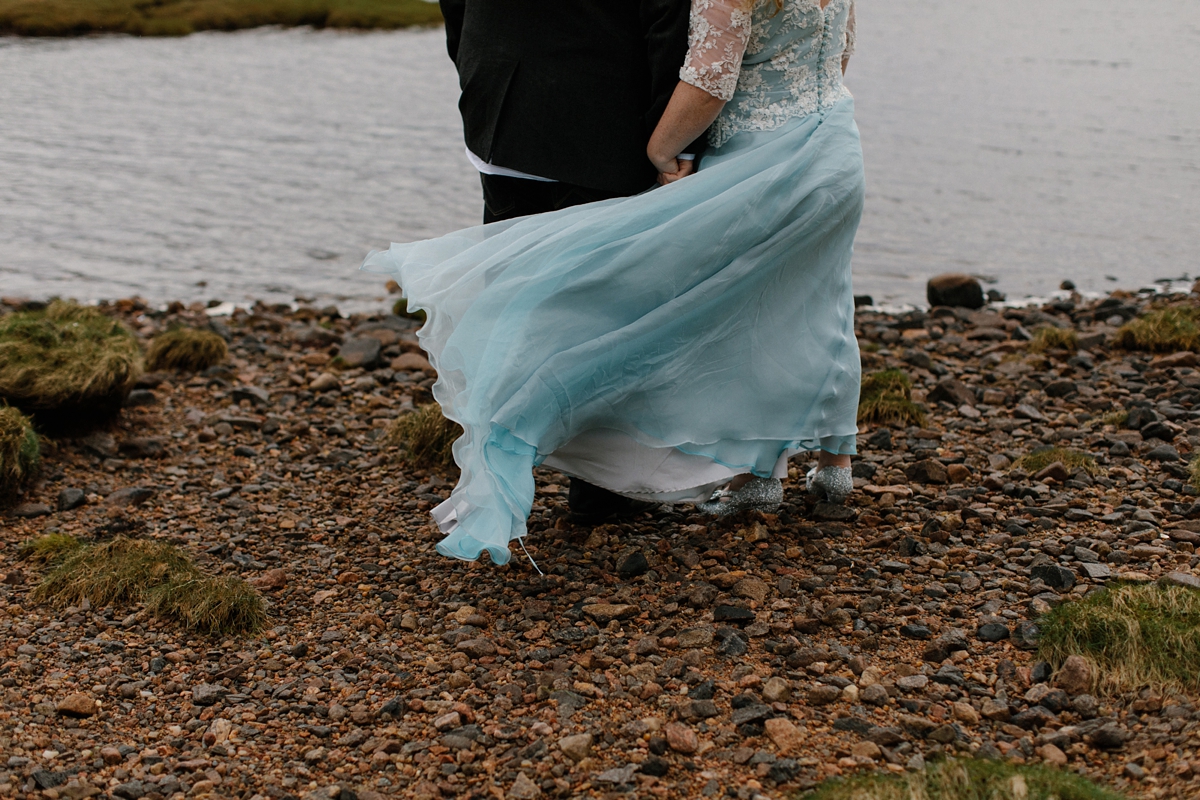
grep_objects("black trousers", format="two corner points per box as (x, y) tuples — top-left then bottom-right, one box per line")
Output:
(481, 173), (624, 224)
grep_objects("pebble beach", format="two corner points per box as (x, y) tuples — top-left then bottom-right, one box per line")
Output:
(4, 286), (1200, 800)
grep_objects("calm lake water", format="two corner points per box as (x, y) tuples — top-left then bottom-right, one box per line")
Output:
(2, 0), (1198, 309)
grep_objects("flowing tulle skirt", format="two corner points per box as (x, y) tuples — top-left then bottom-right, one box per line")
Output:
(363, 97), (865, 565)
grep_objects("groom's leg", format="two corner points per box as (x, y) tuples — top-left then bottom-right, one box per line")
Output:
(482, 174), (622, 223)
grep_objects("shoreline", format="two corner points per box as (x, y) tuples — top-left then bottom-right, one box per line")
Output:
(3, 287), (1200, 798)
(0, 0), (442, 38)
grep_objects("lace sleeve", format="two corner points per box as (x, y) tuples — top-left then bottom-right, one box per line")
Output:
(844, 0), (857, 58)
(679, 0), (753, 102)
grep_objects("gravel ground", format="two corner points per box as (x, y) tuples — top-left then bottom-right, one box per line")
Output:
(4, 290), (1200, 800)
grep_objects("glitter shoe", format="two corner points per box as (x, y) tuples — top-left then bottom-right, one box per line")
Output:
(697, 476), (783, 518)
(806, 465), (852, 505)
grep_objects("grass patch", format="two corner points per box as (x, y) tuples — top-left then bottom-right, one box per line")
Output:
(1015, 447), (1102, 477)
(29, 536), (266, 636)
(1028, 326), (1079, 353)
(17, 533), (82, 564)
(1113, 307), (1200, 353)
(803, 757), (1123, 800)
(393, 297), (427, 324)
(1038, 582), (1200, 694)
(1189, 456), (1200, 493)
(1101, 410), (1128, 428)
(0, 300), (141, 433)
(385, 403), (460, 470)
(145, 327), (228, 372)
(858, 369), (925, 427)
(0, 405), (40, 499)
(0, 0), (443, 36)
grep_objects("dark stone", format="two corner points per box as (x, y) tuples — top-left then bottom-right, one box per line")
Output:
(932, 665), (965, 686)
(231, 385), (271, 407)
(1031, 564), (1076, 591)
(639, 755), (670, 777)
(689, 680), (716, 700)
(928, 379), (976, 408)
(730, 703), (773, 726)
(57, 487), (86, 511)
(1011, 706), (1057, 731)
(191, 683), (228, 706)
(832, 716), (873, 735)
(1032, 662), (1053, 683)
(715, 629), (748, 657)
(976, 623), (1010, 642)
(1044, 380), (1077, 398)
(1012, 621), (1041, 650)
(854, 295), (874, 307)
(1125, 407), (1158, 430)
(105, 486), (156, 506)
(867, 428), (892, 450)
(1146, 445), (1180, 462)
(112, 781), (147, 799)
(124, 389), (158, 407)
(616, 551), (650, 579)
(900, 624), (933, 640)
(1141, 421), (1176, 442)
(928, 724), (960, 744)
(31, 770), (70, 790)
(12, 502), (51, 518)
(119, 437), (165, 459)
(233, 445), (259, 458)
(866, 726), (904, 747)
(767, 758), (801, 783)
(713, 605), (756, 624)
(927, 274), (985, 309)
(1087, 724), (1129, 750)
(338, 337), (383, 369)
(905, 459), (948, 485)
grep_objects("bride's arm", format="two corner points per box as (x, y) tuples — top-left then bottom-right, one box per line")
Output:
(648, 0), (753, 182)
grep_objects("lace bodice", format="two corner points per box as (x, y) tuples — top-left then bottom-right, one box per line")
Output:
(680, 0), (856, 148)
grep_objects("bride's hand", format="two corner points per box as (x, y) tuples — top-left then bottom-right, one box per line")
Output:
(655, 157), (695, 185)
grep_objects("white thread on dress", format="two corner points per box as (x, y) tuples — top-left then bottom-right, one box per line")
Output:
(679, 0), (754, 101)
(703, 0), (858, 149)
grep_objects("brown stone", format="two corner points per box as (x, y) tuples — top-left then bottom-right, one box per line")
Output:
(1053, 655), (1094, 695)
(391, 352), (434, 373)
(927, 274), (985, 309)
(906, 459), (948, 485)
(764, 717), (804, 755)
(664, 722), (698, 754)
(249, 568), (287, 591)
(1034, 461), (1070, 483)
(57, 693), (98, 718)
(1038, 743), (1068, 766)
(946, 464), (971, 483)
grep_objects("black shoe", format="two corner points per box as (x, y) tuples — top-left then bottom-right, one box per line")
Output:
(567, 479), (656, 525)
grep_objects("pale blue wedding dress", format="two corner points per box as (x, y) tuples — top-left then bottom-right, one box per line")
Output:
(364, 0), (864, 565)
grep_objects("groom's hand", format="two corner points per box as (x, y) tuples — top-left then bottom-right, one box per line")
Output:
(656, 158), (695, 185)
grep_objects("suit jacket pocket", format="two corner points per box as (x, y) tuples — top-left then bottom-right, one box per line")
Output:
(458, 58), (520, 164)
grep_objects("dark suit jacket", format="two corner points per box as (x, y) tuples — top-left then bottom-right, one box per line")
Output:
(439, 0), (695, 195)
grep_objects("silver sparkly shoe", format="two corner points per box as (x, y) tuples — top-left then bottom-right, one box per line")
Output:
(697, 476), (783, 518)
(806, 465), (852, 505)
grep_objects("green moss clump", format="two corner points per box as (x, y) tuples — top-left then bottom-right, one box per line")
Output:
(1113, 307), (1200, 353)
(1038, 582), (1200, 694)
(386, 403), (460, 470)
(393, 297), (427, 324)
(0, 405), (40, 499)
(0, 0), (443, 37)
(1028, 326), (1079, 353)
(31, 536), (266, 636)
(0, 301), (141, 433)
(858, 369), (925, 427)
(145, 327), (228, 372)
(1016, 447), (1102, 477)
(803, 757), (1123, 800)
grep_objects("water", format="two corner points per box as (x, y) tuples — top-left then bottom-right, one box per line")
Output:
(1, 0), (1198, 309)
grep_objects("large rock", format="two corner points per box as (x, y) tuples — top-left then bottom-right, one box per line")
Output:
(558, 733), (593, 761)
(906, 459), (948, 485)
(338, 337), (383, 369)
(928, 378), (976, 407)
(1054, 655), (1094, 695)
(57, 693), (98, 717)
(927, 274), (985, 309)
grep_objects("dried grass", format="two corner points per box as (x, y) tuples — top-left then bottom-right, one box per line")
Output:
(145, 327), (228, 372)
(0, 405), (40, 498)
(1016, 447), (1102, 477)
(0, 0), (443, 36)
(385, 403), (460, 470)
(1028, 326), (1079, 353)
(1189, 456), (1200, 493)
(1113, 307), (1200, 353)
(30, 536), (266, 636)
(1038, 582), (1200, 694)
(0, 300), (141, 432)
(858, 369), (925, 427)
(17, 533), (82, 565)
(804, 758), (1122, 800)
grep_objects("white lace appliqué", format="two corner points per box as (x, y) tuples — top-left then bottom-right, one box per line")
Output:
(679, 0), (754, 102)
(701, 0), (857, 149)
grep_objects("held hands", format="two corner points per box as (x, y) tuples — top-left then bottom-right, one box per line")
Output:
(651, 153), (695, 185)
